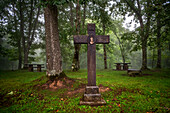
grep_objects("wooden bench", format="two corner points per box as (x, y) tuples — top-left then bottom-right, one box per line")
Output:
(127, 69), (142, 77)
(24, 64), (45, 72)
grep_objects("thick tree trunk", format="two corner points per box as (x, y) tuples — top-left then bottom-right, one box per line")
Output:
(45, 5), (64, 77)
(141, 0), (151, 70)
(72, 0), (81, 71)
(141, 35), (148, 70)
(137, 4), (147, 70)
(156, 11), (161, 68)
(138, 14), (148, 70)
(137, 3), (147, 70)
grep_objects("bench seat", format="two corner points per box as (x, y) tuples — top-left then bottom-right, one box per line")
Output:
(127, 69), (142, 77)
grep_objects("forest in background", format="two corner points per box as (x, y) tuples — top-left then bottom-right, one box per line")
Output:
(0, 0), (170, 70)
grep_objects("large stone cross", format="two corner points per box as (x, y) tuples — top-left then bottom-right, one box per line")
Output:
(74, 24), (109, 105)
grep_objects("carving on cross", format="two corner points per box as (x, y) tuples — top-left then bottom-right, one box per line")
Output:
(90, 37), (94, 44)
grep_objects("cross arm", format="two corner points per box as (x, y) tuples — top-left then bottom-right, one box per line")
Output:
(73, 35), (88, 44)
(96, 35), (110, 44)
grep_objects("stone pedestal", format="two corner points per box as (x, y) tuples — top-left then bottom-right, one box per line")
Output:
(80, 86), (106, 105)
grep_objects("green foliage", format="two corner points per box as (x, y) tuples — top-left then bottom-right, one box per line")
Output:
(1, 0), (170, 70)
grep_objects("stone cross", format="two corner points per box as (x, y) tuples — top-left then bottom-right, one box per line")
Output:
(74, 24), (109, 105)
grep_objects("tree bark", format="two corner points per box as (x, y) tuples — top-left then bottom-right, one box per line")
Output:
(141, 0), (151, 70)
(70, 1), (74, 28)
(152, 49), (155, 68)
(25, 6), (40, 64)
(124, 0), (150, 70)
(13, 1), (22, 70)
(23, 1), (40, 66)
(72, 0), (81, 71)
(19, 0), (24, 69)
(23, 0), (33, 66)
(156, 11), (161, 68)
(82, 2), (86, 30)
(45, 5), (63, 77)
(113, 30), (125, 63)
(103, 24), (107, 69)
(137, 0), (148, 70)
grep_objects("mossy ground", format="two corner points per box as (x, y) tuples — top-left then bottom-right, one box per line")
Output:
(0, 69), (169, 112)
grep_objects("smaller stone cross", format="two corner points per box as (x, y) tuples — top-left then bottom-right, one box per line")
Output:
(74, 24), (109, 105)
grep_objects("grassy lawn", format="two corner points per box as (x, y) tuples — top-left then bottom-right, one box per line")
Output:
(0, 69), (169, 112)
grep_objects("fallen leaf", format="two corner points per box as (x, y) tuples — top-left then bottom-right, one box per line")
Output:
(117, 104), (121, 107)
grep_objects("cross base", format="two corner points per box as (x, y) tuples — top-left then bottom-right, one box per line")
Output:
(80, 86), (106, 106)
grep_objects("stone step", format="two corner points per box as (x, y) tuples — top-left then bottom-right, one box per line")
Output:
(84, 94), (101, 101)
(85, 86), (99, 94)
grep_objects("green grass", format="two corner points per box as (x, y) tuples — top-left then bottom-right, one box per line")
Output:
(0, 69), (170, 112)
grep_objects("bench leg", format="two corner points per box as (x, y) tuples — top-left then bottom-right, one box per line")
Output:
(28, 65), (33, 72)
(37, 65), (41, 72)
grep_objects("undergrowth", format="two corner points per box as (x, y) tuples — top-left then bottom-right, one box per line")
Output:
(0, 69), (169, 112)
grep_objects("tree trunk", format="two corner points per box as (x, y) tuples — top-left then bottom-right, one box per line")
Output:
(137, 6), (147, 70)
(72, 0), (81, 71)
(137, 1), (147, 70)
(44, 5), (64, 77)
(103, 44), (107, 69)
(141, 34), (148, 70)
(156, 11), (161, 68)
(25, 6), (40, 65)
(13, 2), (22, 70)
(23, 2), (40, 66)
(70, 1), (74, 28)
(23, 0), (33, 67)
(113, 30), (125, 63)
(82, 2), (86, 31)
(103, 24), (107, 69)
(18, 39), (22, 69)
(141, 0), (151, 70)
(124, 0), (150, 70)
(19, 0), (24, 69)
(152, 49), (155, 68)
